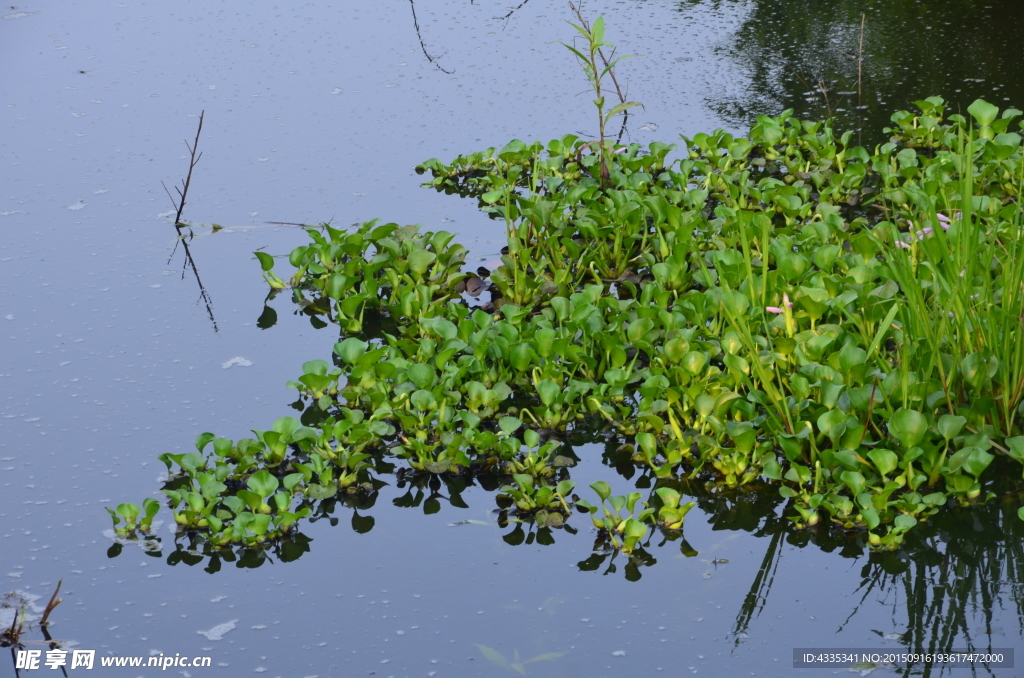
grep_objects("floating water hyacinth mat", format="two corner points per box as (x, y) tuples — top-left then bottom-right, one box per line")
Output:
(111, 96), (1024, 567)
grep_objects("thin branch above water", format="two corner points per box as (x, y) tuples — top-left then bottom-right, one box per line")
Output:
(162, 112), (219, 333)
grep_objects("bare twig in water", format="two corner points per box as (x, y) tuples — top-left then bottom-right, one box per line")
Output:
(790, 69), (836, 119)
(816, 78), (833, 118)
(857, 14), (865, 112)
(408, 0), (454, 74)
(167, 111), (204, 229)
(162, 113), (219, 332)
(495, 0), (532, 25)
(857, 13), (866, 145)
(38, 580), (62, 628)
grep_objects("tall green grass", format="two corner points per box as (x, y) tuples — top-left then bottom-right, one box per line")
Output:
(885, 131), (1024, 440)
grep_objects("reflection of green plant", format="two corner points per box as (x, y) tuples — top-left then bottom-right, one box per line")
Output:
(474, 644), (566, 676)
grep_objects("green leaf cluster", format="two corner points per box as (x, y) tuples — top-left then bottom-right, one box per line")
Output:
(123, 96), (1024, 557)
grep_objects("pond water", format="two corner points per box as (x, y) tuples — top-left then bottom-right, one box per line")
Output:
(3, 1), (1023, 676)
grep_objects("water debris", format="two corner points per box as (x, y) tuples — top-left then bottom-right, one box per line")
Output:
(197, 619), (238, 641)
(67, 201), (86, 211)
(221, 357), (252, 369)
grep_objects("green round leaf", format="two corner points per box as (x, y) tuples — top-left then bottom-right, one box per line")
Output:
(498, 416), (522, 435)
(334, 338), (369, 364)
(509, 343), (535, 371)
(116, 503), (140, 522)
(302, 360), (330, 376)
(867, 449), (899, 477)
(894, 514), (917, 532)
(888, 408), (928, 449)
(590, 481), (612, 502)
(681, 351), (707, 376)
(247, 470), (280, 498)
(968, 99), (999, 128)
(408, 250), (437, 276)
(408, 363), (436, 390)
(839, 470), (866, 497)
(937, 414), (967, 442)
(254, 251), (275, 272)
(627, 318), (655, 344)
(537, 380), (560, 407)
(720, 290), (749, 317)
(860, 508), (880, 530)
(410, 389), (437, 411)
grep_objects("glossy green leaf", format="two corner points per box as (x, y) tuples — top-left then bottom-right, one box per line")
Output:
(867, 449), (899, 477)
(499, 416), (522, 434)
(888, 408), (928, 449)
(408, 363), (436, 390)
(590, 481), (612, 502)
(408, 250), (437, 276)
(839, 470), (866, 496)
(937, 414), (967, 442)
(334, 338), (369, 364)
(537, 380), (560, 407)
(410, 389), (436, 411)
(968, 99), (999, 128)
(254, 251), (275, 271)
(248, 470), (280, 498)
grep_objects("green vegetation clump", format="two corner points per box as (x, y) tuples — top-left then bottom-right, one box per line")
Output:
(114, 94), (1024, 561)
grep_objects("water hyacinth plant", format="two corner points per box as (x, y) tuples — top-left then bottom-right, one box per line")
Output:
(113, 15), (1024, 570)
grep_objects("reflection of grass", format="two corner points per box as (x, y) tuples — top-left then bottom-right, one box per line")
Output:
(474, 645), (567, 676)
(860, 484), (1024, 677)
(726, 463), (1024, 675)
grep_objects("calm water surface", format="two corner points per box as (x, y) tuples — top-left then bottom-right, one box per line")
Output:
(2, 1), (1023, 676)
